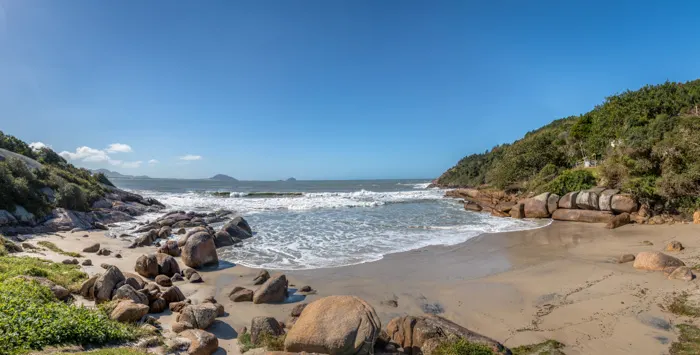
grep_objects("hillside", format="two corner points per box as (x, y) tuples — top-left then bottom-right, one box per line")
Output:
(437, 79), (700, 214)
(210, 174), (238, 181)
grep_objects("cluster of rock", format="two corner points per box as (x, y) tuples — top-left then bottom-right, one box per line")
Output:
(0, 187), (164, 236)
(228, 271), (289, 304)
(450, 187), (643, 228)
(619, 245), (695, 282)
(241, 295), (510, 355)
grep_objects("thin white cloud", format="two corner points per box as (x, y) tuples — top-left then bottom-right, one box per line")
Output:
(60, 146), (112, 163)
(29, 142), (50, 151)
(148, 159), (159, 165)
(179, 154), (202, 161)
(121, 161), (142, 168)
(105, 143), (132, 153)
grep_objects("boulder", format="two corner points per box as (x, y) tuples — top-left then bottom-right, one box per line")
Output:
(546, 193), (560, 215)
(253, 274), (288, 304)
(665, 241), (684, 252)
(177, 228), (187, 235)
(123, 272), (146, 289)
(576, 189), (600, 210)
(463, 201), (482, 212)
(80, 274), (100, 299)
(82, 259), (92, 266)
(135, 254), (159, 279)
(183, 268), (198, 279)
(158, 226), (172, 239)
(15, 276), (70, 300)
(180, 329), (219, 355)
(162, 286), (186, 303)
(668, 266), (694, 281)
(633, 251), (685, 271)
(213, 230), (240, 248)
(284, 295), (380, 355)
(12, 205), (36, 225)
(156, 274), (173, 287)
(110, 300), (149, 323)
(170, 300), (191, 313)
(617, 254), (635, 263)
(97, 248), (111, 256)
(253, 269), (270, 285)
(112, 284), (149, 305)
(694, 210), (700, 224)
(179, 227), (209, 247)
(611, 194), (638, 214)
(135, 229), (159, 247)
(290, 303), (308, 317)
(251, 316), (284, 345)
(0, 210), (18, 226)
(598, 189), (620, 211)
(228, 286), (254, 302)
(189, 272), (203, 283)
(523, 192), (550, 218)
(178, 303), (219, 330)
(181, 231), (218, 269)
(83, 243), (100, 253)
(150, 298), (168, 313)
(62, 258), (79, 265)
(386, 315), (510, 355)
(605, 212), (630, 229)
(509, 203), (524, 219)
(172, 273), (185, 282)
(156, 253), (181, 277)
(558, 191), (579, 209)
(94, 266), (125, 303)
(227, 216), (253, 236)
(158, 240), (181, 257)
(552, 209), (613, 223)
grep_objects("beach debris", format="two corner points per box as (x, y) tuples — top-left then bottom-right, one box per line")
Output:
(229, 286), (254, 302)
(285, 296), (380, 355)
(83, 243), (100, 253)
(633, 251), (685, 271)
(253, 274), (288, 304)
(253, 269), (270, 285)
(617, 254), (635, 263)
(665, 241), (684, 252)
(180, 329), (219, 355)
(642, 240), (654, 246)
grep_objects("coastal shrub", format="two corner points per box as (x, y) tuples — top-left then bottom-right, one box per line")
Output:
(0, 255), (86, 288)
(543, 169), (597, 196)
(0, 278), (140, 354)
(36, 241), (82, 258)
(0, 237), (23, 256)
(56, 183), (89, 211)
(95, 172), (116, 187)
(670, 324), (700, 355)
(511, 339), (565, 355)
(0, 131), (36, 159)
(432, 338), (495, 355)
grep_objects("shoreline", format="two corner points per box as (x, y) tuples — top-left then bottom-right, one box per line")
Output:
(16, 220), (700, 354)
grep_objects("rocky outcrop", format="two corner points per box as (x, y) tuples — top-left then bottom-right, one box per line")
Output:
(214, 217), (253, 248)
(523, 193), (551, 218)
(180, 329), (219, 355)
(551, 209), (613, 223)
(546, 193), (560, 215)
(284, 295), (380, 355)
(253, 274), (288, 304)
(633, 252), (685, 271)
(558, 191), (578, 209)
(181, 231), (218, 269)
(386, 315), (510, 355)
(156, 274), (173, 287)
(575, 189), (601, 210)
(509, 203), (524, 218)
(463, 201), (482, 212)
(598, 189), (619, 211)
(251, 316), (284, 345)
(611, 194), (638, 213)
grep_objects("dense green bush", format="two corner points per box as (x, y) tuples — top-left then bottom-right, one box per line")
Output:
(56, 183), (89, 211)
(432, 338), (495, 355)
(542, 169), (597, 196)
(0, 278), (140, 354)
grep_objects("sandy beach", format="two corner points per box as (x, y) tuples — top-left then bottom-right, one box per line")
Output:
(18, 220), (700, 355)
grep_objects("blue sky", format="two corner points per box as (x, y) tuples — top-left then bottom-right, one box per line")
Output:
(2, 1), (700, 180)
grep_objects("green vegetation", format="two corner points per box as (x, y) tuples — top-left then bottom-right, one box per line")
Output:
(670, 324), (700, 355)
(0, 278), (141, 354)
(437, 80), (700, 213)
(665, 292), (700, 317)
(238, 332), (285, 352)
(69, 349), (149, 355)
(0, 130), (114, 216)
(0, 255), (86, 289)
(0, 236), (23, 256)
(37, 241), (82, 258)
(512, 339), (566, 355)
(432, 338), (496, 355)
(238, 333), (254, 352)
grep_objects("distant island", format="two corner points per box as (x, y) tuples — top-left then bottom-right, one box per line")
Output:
(210, 174), (238, 181)
(92, 168), (150, 179)
(286, 177), (297, 182)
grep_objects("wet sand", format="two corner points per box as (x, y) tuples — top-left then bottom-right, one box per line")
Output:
(19, 221), (700, 355)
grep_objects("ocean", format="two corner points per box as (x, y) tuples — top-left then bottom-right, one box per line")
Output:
(111, 178), (548, 270)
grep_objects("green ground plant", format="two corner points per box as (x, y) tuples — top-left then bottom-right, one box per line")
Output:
(670, 324), (700, 355)
(36, 241), (82, 258)
(432, 338), (496, 355)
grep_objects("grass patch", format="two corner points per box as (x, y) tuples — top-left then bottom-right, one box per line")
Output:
(37, 241), (82, 258)
(665, 292), (700, 317)
(0, 236), (23, 256)
(432, 338), (496, 355)
(0, 255), (87, 289)
(0, 278), (142, 354)
(512, 339), (566, 355)
(238, 332), (285, 353)
(670, 324), (700, 355)
(238, 333), (254, 353)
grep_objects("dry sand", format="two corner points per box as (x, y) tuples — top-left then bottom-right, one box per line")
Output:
(17, 221), (700, 355)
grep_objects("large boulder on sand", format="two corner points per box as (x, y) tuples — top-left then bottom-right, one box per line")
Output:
(284, 295), (380, 355)
(558, 191), (579, 209)
(386, 315), (510, 355)
(156, 253), (181, 277)
(547, 193), (560, 215)
(509, 203), (524, 218)
(598, 189), (619, 211)
(253, 274), (288, 304)
(110, 300), (149, 323)
(177, 303), (220, 330)
(112, 284), (149, 305)
(251, 316), (284, 345)
(611, 194), (638, 213)
(576, 189), (601, 210)
(633, 251), (685, 271)
(94, 266), (125, 303)
(135, 254), (159, 279)
(551, 209), (613, 223)
(180, 329), (219, 355)
(605, 212), (630, 229)
(181, 231), (218, 269)
(162, 286), (186, 303)
(523, 192), (550, 218)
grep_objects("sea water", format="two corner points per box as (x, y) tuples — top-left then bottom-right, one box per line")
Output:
(112, 178), (547, 270)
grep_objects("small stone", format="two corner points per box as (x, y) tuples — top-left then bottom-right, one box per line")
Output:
(115, 253), (122, 258)
(97, 248), (111, 256)
(665, 241), (684, 252)
(668, 266), (694, 281)
(253, 269), (270, 285)
(82, 259), (92, 266)
(62, 258), (78, 265)
(617, 254), (635, 264)
(189, 272), (203, 283)
(381, 299), (399, 308)
(171, 273), (184, 282)
(101, 263), (112, 269)
(299, 285), (312, 292)
(83, 243), (100, 253)
(155, 274), (173, 287)
(229, 287), (254, 302)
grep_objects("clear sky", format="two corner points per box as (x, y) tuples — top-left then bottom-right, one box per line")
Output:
(1, 1), (700, 180)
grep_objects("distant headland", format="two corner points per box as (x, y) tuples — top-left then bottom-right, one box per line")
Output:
(210, 174), (239, 181)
